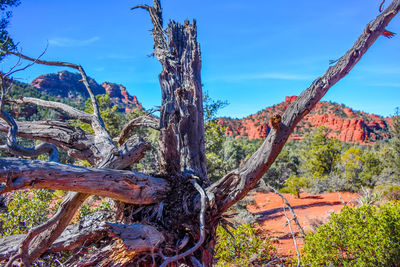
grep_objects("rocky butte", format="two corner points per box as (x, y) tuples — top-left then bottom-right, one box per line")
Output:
(31, 71), (142, 113)
(219, 96), (392, 144)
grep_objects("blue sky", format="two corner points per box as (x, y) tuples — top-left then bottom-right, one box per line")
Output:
(2, 0), (400, 118)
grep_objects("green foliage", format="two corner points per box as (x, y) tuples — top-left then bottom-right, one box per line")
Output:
(263, 142), (299, 188)
(215, 223), (275, 266)
(74, 94), (126, 138)
(389, 109), (400, 180)
(203, 92), (228, 123)
(0, 0), (20, 58)
(280, 174), (310, 198)
(303, 202), (400, 266)
(339, 147), (382, 188)
(0, 189), (54, 237)
(76, 200), (112, 221)
(382, 185), (400, 201)
(301, 126), (342, 179)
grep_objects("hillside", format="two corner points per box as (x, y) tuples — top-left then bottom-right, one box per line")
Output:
(30, 71), (142, 113)
(218, 96), (392, 144)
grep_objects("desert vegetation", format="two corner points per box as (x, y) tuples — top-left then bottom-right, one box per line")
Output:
(0, 0), (400, 266)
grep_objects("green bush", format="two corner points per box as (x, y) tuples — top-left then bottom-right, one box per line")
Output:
(303, 202), (400, 266)
(0, 189), (54, 237)
(76, 200), (112, 221)
(280, 174), (310, 198)
(214, 223), (276, 266)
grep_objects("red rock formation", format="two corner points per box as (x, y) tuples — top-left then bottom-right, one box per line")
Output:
(219, 96), (392, 144)
(30, 71), (142, 113)
(101, 82), (143, 113)
(31, 71), (105, 99)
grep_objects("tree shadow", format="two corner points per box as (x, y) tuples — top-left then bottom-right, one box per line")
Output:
(254, 201), (342, 221)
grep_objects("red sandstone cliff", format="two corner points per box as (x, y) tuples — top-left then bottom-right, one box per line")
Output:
(219, 96), (392, 144)
(101, 82), (142, 113)
(31, 71), (142, 113)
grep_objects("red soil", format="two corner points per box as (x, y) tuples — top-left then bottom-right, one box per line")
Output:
(247, 191), (358, 258)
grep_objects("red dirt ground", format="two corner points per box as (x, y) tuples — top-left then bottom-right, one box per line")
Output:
(247, 191), (359, 258)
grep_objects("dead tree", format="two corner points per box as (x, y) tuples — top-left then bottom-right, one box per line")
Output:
(0, 0), (399, 266)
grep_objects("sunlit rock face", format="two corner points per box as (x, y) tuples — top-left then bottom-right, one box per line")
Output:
(219, 96), (392, 144)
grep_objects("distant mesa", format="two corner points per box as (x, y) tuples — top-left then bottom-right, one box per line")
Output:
(31, 71), (142, 113)
(219, 95), (392, 144)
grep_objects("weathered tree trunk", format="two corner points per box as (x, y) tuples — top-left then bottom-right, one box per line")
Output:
(158, 20), (207, 183)
(0, 0), (399, 266)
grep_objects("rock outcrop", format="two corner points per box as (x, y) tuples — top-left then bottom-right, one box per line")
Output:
(219, 96), (392, 144)
(101, 82), (142, 113)
(31, 71), (105, 99)
(31, 71), (142, 113)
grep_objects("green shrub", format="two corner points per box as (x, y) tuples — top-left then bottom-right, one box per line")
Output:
(280, 174), (310, 198)
(214, 223), (276, 266)
(303, 202), (400, 266)
(76, 200), (112, 221)
(0, 189), (54, 237)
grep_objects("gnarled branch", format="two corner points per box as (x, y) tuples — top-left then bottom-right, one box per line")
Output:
(0, 119), (96, 163)
(0, 157), (170, 204)
(7, 97), (93, 123)
(0, 110), (58, 162)
(3, 51), (116, 162)
(0, 211), (112, 261)
(118, 115), (160, 146)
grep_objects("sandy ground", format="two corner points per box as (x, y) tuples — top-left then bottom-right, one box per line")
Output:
(247, 191), (358, 258)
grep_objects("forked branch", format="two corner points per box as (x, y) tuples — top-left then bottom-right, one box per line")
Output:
(2, 50), (114, 153)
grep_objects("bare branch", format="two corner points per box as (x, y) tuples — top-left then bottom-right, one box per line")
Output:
(106, 135), (150, 170)
(160, 179), (206, 267)
(3, 51), (115, 156)
(282, 203), (301, 267)
(131, 4), (151, 12)
(6, 45), (48, 77)
(131, 0), (168, 60)
(0, 120), (96, 163)
(0, 157), (170, 204)
(118, 115), (160, 146)
(208, 0), (400, 213)
(268, 186), (305, 238)
(7, 97), (92, 123)
(0, 108), (58, 162)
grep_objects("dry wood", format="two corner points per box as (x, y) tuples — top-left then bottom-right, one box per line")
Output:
(0, 1), (399, 266)
(282, 203), (301, 267)
(118, 115), (160, 146)
(0, 157), (170, 204)
(7, 97), (92, 123)
(5, 192), (89, 266)
(269, 186), (306, 238)
(0, 110), (58, 162)
(106, 223), (165, 253)
(134, 0), (208, 182)
(2, 51), (116, 163)
(0, 119), (96, 160)
(160, 179), (206, 267)
(0, 211), (112, 261)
